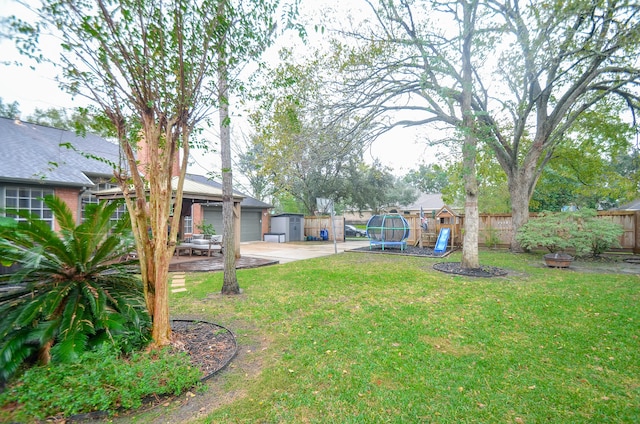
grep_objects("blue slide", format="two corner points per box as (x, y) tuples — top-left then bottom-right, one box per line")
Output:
(434, 228), (450, 254)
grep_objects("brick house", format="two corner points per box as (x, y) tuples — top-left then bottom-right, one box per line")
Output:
(0, 117), (271, 241)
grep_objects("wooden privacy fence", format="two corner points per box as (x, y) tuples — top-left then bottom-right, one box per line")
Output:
(304, 216), (346, 240)
(478, 211), (639, 252)
(305, 215), (428, 245)
(305, 211), (640, 253)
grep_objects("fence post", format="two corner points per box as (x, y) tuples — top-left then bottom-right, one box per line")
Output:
(635, 211), (640, 254)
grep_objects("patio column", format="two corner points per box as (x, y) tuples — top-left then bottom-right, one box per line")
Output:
(234, 200), (241, 258)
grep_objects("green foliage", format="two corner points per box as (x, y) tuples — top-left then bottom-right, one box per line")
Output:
(0, 345), (201, 421)
(196, 222), (216, 235)
(0, 196), (150, 383)
(403, 163), (449, 194)
(515, 209), (623, 256)
(532, 103), (637, 212)
(516, 211), (580, 253)
(345, 161), (417, 214)
(24, 105), (117, 138)
(483, 227), (501, 249)
(323, 0), (640, 248)
(235, 138), (273, 202)
(571, 210), (624, 257)
(0, 98), (21, 119)
(249, 49), (378, 215)
(272, 192), (306, 215)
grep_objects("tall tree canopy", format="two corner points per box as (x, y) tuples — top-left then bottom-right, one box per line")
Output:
(234, 135), (274, 202)
(347, 162), (418, 214)
(325, 0), (640, 251)
(250, 49), (380, 215)
(483, 0), (640, 249)
(403, 163), (450, 195)
(324, 0), (488, 266)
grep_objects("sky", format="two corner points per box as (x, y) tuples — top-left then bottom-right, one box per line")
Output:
(0, 0), (438, 177)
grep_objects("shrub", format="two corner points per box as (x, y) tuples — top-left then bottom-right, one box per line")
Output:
(196, 222), (216, 235)
(515, 211), (577, 253)
(515, 209), (623, 257)
(0, 345), (202, 421)
(0, 196), (150, 383)
(483, 227), (501, 249)
(571, 209), (623, 257)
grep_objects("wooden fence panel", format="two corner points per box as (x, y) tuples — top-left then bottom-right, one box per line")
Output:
(304, 211), (638, 251)
(475, 211), (637, 251)
(598, 211), (636, 250)
(479, 214), (513, 248)
(304, 216), (345, 240)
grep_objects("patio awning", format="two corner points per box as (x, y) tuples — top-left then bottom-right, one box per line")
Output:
(94, 176), (244, 203)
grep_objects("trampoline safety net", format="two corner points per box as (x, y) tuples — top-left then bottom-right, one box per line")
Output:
(366, 214), (410, 250)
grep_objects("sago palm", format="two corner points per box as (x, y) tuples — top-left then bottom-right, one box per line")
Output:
(0, 196), (150, 383)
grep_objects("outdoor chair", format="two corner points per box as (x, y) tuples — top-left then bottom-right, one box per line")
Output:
(175, 234), (223, 257)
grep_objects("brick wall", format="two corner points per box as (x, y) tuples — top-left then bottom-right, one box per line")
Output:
(54, 187), (81, 230)
(192, 203), (204, 234)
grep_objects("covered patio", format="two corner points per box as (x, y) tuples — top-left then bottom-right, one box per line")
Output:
(96, 176), (245, 258)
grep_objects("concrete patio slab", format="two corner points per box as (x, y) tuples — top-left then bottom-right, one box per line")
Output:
(168, 240), (370, 272)
(239, 240), (370, 264)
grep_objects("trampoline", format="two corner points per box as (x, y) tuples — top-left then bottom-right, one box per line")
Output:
(366, 214), (410, 251)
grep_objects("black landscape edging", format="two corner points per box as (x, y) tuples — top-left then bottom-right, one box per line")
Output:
(67, 319), (238, 422)
(170, 318), (239, 382)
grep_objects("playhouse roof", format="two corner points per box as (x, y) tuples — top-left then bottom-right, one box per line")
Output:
(435, 205), (459, 217)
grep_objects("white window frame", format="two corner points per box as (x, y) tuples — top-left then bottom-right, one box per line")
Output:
(3, 186), (55, 228)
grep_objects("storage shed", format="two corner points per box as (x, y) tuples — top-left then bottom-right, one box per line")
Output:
(270, 213), (304, 242)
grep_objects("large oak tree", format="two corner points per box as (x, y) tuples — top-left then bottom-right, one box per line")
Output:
(326, 0), (640, 251)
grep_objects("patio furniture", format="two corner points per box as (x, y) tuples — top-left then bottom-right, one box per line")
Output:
(175, 234), (223, 257)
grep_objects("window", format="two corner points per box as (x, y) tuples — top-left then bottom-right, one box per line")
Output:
(183, 215), (193, 235)
(4, 187), (55, 228)
(81, 182), (127, 222)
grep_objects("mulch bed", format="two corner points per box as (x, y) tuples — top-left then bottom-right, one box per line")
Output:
(432, 262), (509, 277)
(351, 245), (444, 256)
(170, 320), (237, 381)
(351, 245), (509, 277)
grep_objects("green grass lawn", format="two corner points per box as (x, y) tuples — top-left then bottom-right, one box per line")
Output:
(167, 250), (640, 423)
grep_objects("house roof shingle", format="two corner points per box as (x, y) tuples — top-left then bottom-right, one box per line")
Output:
(401, 192), (445, 211)
(0, 117), (271, 209)
(185, 173), (272, 208)
(0, 117), (120, 187)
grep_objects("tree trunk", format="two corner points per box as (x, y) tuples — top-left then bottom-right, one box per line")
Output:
(151, 242), (171, 345)
(219, 56), (240, 295)
(460, 0), (479, 269)
(509, 177), (532, 252)
(506, 147), (543, 252)
(116, 117), (189, 347)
